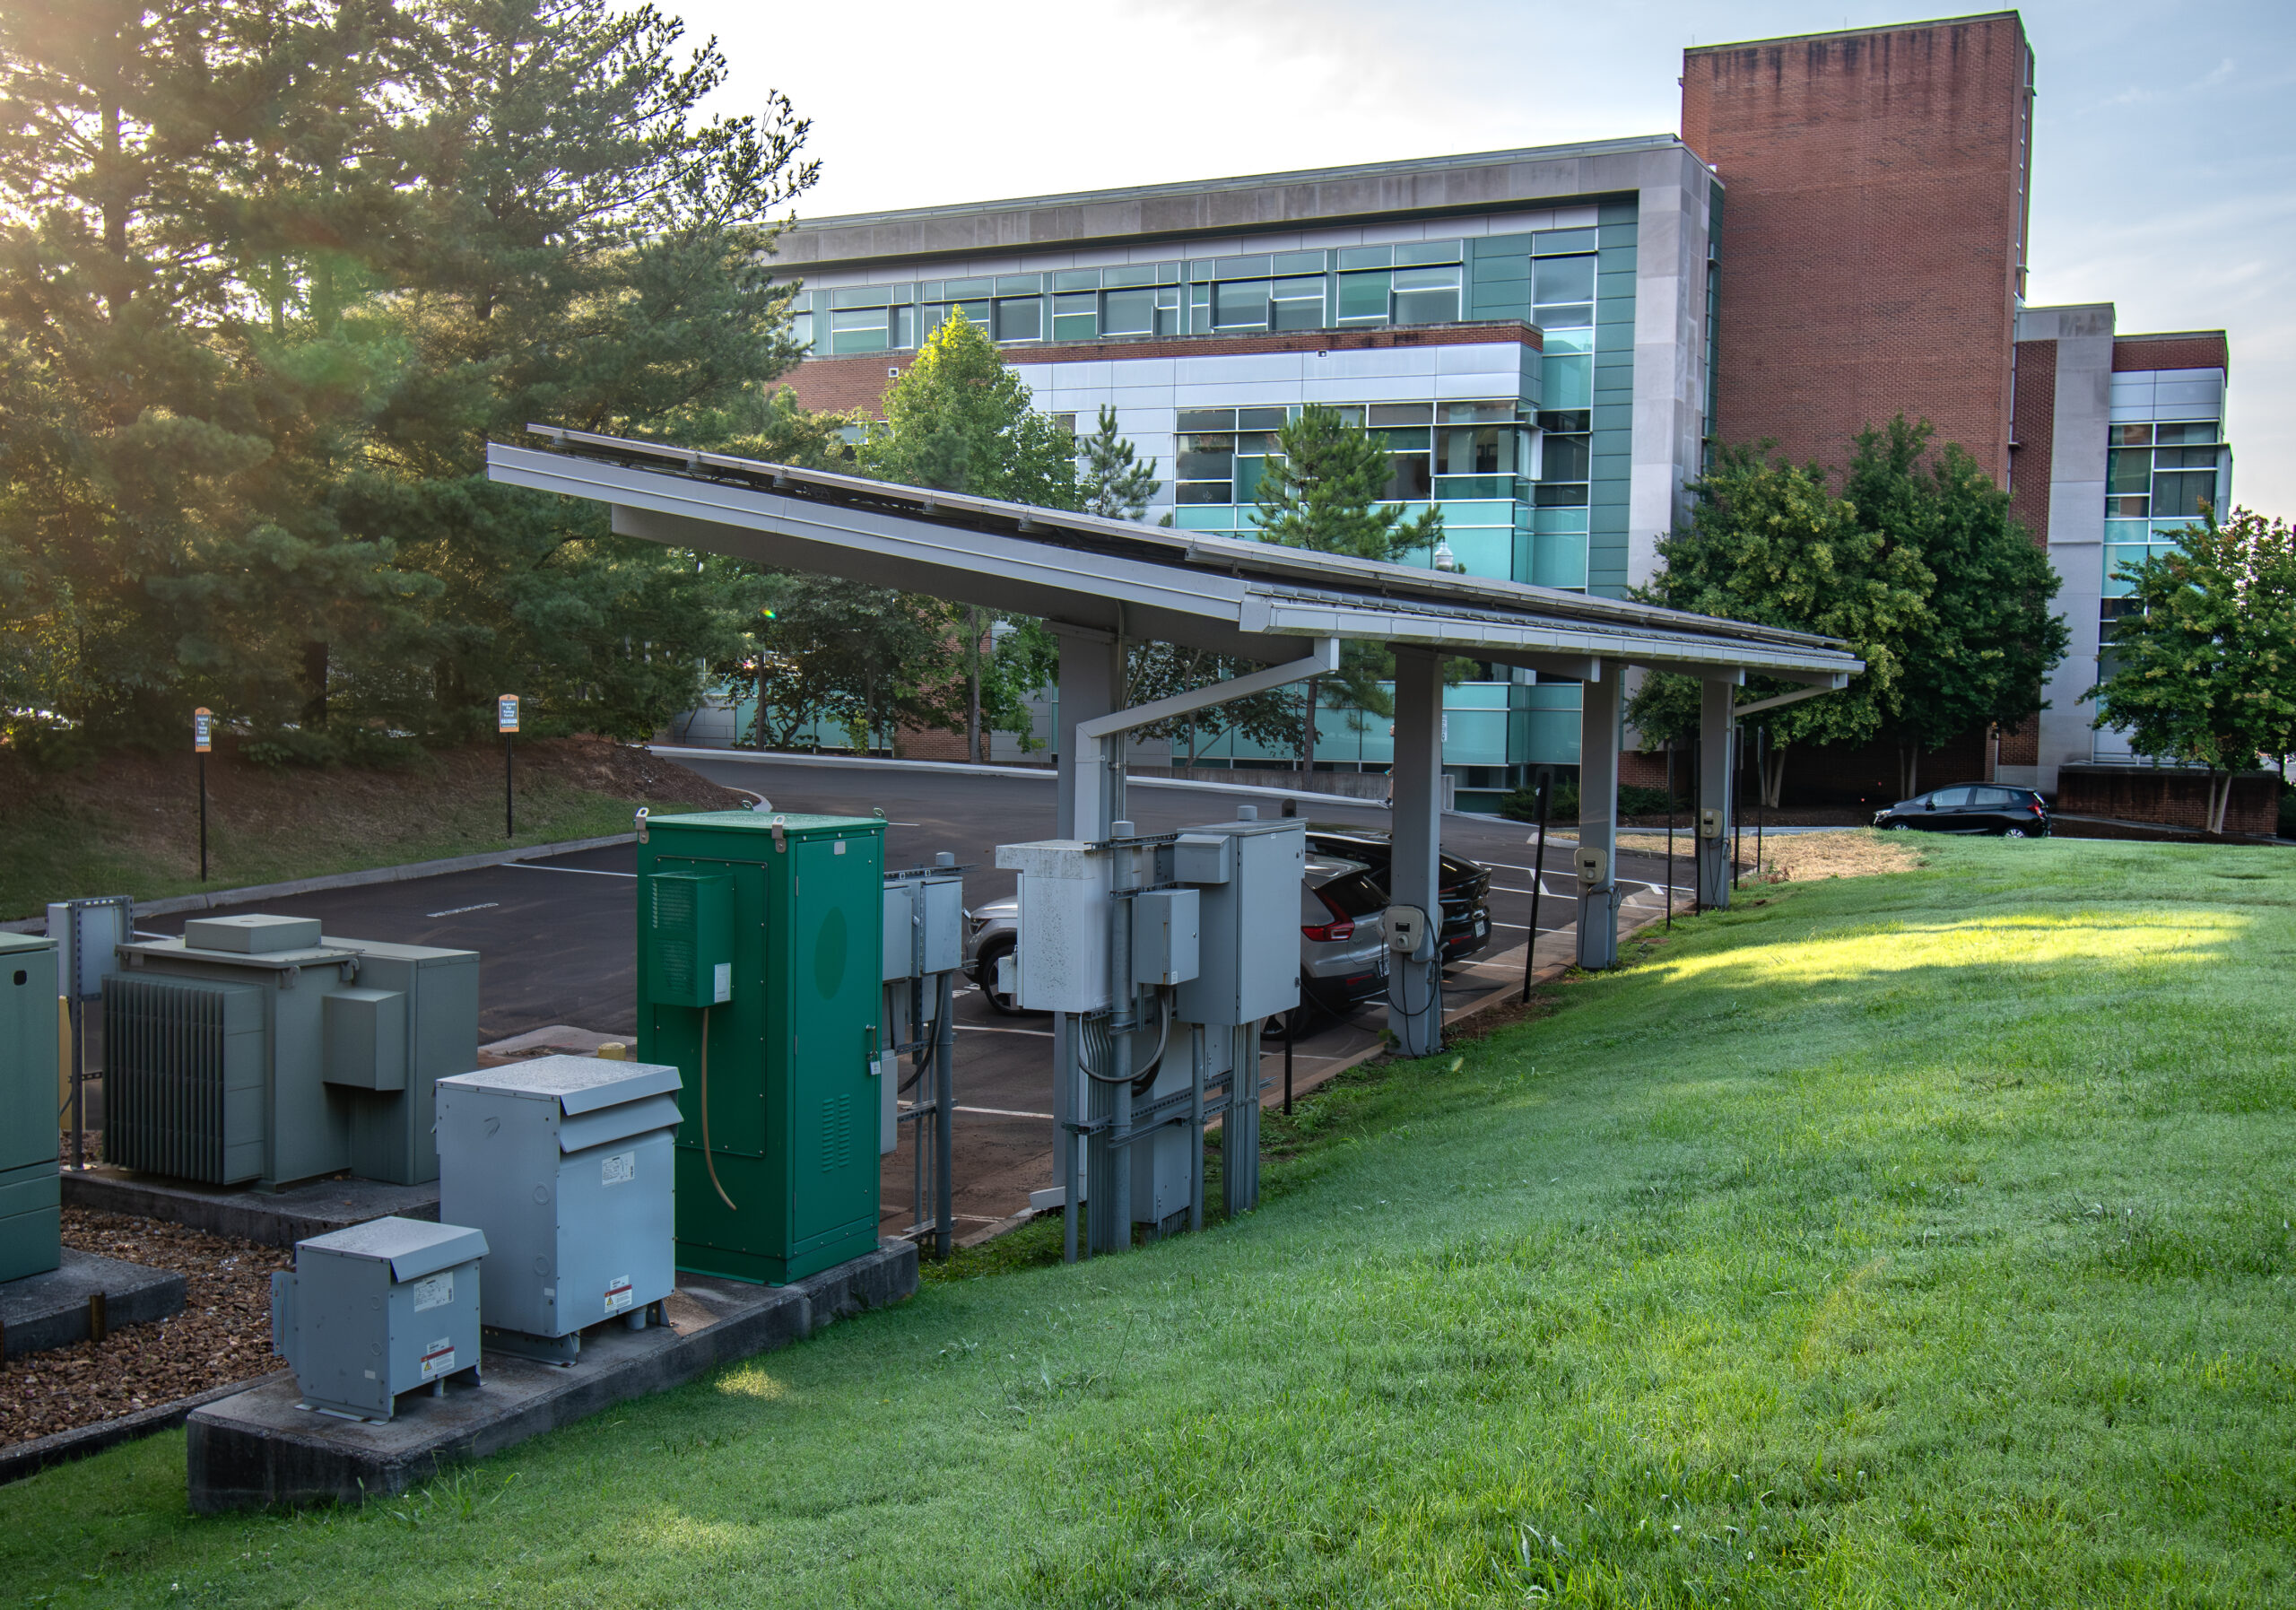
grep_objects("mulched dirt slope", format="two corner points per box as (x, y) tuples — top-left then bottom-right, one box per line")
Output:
(0, 1210), (291, 1449)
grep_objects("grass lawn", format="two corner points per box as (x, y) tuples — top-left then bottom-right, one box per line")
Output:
(0, 738), (743, 918)
(4, 836), (2292, 1606)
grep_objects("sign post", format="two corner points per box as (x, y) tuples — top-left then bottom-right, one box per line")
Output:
(193, 707), (213, 882)
(498, 694), (519, 838)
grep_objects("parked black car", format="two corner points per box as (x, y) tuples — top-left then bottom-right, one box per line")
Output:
(1873, 784), (2051, 837)
(1303, 824), (1494, 961)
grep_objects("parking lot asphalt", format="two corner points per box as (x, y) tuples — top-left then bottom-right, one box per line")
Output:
(131, 757), (1697, 1238)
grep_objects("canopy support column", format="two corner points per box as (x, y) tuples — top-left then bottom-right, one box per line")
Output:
(1698, 677), (1735, 911)
(1052, 625), (1120, 1263)
(1386, 647), (1445, 1057)
(1576, 668), (1622, 970)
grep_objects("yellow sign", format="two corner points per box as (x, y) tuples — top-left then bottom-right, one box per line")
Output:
(193, 707), (213, 753)
(498, 694), (520, 733)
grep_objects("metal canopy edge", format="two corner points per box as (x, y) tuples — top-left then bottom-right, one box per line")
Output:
(486, 433), (1866, 683)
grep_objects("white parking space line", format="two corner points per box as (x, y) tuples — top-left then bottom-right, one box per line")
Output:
(509, 863), (637, 878)
(425, 901), (500, 918)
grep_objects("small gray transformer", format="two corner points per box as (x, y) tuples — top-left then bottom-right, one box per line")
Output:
(271, 1216), (487, 1422)
(436, 1055), (682, 1359)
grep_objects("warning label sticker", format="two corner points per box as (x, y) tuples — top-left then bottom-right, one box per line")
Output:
(604, 1276), (635, 1313)
(602, 1150), (636, 1187)
(412, 1271), (453, 1312)
(420, 1340), (456, 1379)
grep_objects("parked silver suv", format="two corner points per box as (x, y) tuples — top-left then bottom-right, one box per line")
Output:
(961, 854), (1390, 1024)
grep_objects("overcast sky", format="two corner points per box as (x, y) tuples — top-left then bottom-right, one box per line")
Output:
(664, 0), (2294, 514)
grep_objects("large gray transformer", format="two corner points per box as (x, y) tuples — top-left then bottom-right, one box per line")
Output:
(0, 932), (62, 1283)
(107, 915), (478, 1188)
(270, 1216), (487, 1422)
(435, 1056), (681, 1359)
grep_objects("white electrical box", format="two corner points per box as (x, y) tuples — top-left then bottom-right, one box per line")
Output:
(1575, 846), (1610, 885)
(270, 1216), (487, 1422)
(1171, 833), (1232, 885)
(1385, 904), (1427, 955)
(881, 874), (963, 981)
(994, 840), (1113, 1013)
(1699, 807), (1724, 840)
(1172, 818), (1305, 1027)
(1130, 889), (1200, 988)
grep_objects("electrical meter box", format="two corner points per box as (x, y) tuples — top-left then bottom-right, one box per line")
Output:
(270, 1216), (487, 1422)
(635, 813), (886, 1285)
(992, 840), (1111, 1013)
(646, 873), (735, 1009)
(1699, 807), (1724, 840)
(881, 875), (963, 982)
(437, 1055), (681, 1349)
(1130, 889), (1200, 988)
(1171, 817), (1306, 1027)
(0, 932), (62, 1283)
(108, 919), (478, 1188)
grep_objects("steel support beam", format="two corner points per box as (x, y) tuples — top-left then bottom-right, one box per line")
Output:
(1052, 625), (1121, 1263)
(1698, 678), (1735, 910)
(1385, 647), (1445, 1057)
(1575, 669), (1622, 970)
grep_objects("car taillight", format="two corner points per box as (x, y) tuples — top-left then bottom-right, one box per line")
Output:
(2030, 803), (2045, 814)
(1301, 919), (1355, 942)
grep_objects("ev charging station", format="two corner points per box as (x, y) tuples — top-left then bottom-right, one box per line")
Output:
(489, 429), (1865, 1264)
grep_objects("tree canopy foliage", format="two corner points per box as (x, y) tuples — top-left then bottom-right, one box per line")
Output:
(0, 0), (817, 758)
(1629, 421), (2066, 803)
(2089, 506), (2296, 832)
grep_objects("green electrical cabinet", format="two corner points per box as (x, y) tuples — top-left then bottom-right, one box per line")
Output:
(1, 932), (62, 1284)
(636, 813), (885, 1284)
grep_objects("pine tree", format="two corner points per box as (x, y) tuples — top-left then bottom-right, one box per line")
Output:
(1079, 404), (1158, 519)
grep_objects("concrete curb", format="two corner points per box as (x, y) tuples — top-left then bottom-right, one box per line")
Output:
(187, 1240), (918, 1510)
(62, 1169), (442, 1249)
(0, 1372), (289, 1490)
(2, 833), (638, 933)
(650, 745), (1493, 816)
(1, 1250), (187, 1359)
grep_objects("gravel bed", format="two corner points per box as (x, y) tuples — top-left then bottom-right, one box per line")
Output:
(1, 1209), (291, 1449)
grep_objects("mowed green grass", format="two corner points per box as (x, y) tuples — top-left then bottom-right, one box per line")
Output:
(5, 837), (2292, 1607)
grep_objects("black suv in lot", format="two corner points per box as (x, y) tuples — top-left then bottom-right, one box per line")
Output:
(1302, 824), (1494, 962)
(1873, 784), (2051, 837)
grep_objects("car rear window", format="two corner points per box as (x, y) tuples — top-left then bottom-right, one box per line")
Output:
(1972, 787), (2018, 806)
(1311, 870), (1388, 919)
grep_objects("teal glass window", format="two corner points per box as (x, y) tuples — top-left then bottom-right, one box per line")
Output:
(995, 274), (1043, 295)
(1337, 245), (1393, 271)
(829, 307), (889, 354)
(1103, 265), (1154, 288)
(1540, 432), (1590, 481)
(891, 304), (916, 348)
(1391, 265), (1460, 325)
(1052, 292), (1098, 342)
(1269, 275), (1324, 330)
(1238, 406), (1289, 430)
(1533, 228), (1599, 255)
(993, 298), (1041, 341)
(1369, 404), (1431, 427)
(1273, 249), (1326, 274)
(1213, 279), (1270, 329)
(1336, 271), (1390, 322)
(1102, 286), (1154, 335)
(1533, 257), (1596, 304)
(1053, 269), (1101, 292)
(1214, 254), (1272, 279)
(1177, 408), (1236, 431)
(2110, 422), (2153, 447)
(2156, 420), (2220, 446)
(790, 310), (813, 350)
(1154, 285), (1182, 335)
(943, 276), (992, 299)
(2152, 471), (2214, 518)
(2106, 448), (2151, 496)
(1396, 239), (1462, 265)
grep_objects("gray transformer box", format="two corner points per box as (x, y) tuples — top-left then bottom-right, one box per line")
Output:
(270, 1215), (487, 1422)
(1171, 819), (1306, 1026)
(436, 1055), (682, 1341)
(107, 917), (478, 1188)
(0, 932), (62, 1283)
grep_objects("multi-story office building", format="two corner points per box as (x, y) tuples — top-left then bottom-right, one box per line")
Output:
(713, 10), (2233, 807)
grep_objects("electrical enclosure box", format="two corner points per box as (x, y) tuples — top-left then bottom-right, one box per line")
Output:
(0, 932), (62, 1283)
(1575, 846), (1610, 885)
(437, 1055), (681, 1341)
(881, 876), (963, 981)
(1385, 905), (1428, 956)
(635, 813), (887, 1285)
(994, 840), (1113, 1013)
(1172, 818), (1306, 1026)
(46, 898), (132, 1001)
(270, 1215), (486, 1422)
(646, 873), (735, 1009)
(1699, 807), (1724, 840)
(1130, 889), (1200, 988)
(107, 918), (478, 1188)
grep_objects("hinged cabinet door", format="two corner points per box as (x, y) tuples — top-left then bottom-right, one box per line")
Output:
(787, 836), (882, 1249)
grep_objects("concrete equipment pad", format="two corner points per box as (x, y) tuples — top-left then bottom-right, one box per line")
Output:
(1, 1249), (187, 1358)
(187, 1239), (917, 1510)
(61, 1167), (440, 1249)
